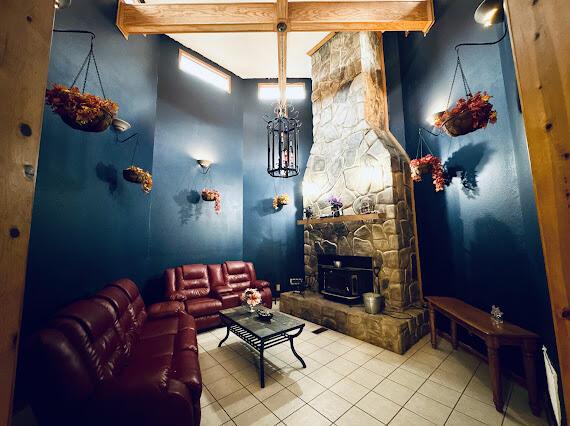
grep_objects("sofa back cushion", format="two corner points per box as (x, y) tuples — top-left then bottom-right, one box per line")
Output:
(110, 278), (147, 327)
(174, 264), (210, 299)
(223, 261), (252, 293)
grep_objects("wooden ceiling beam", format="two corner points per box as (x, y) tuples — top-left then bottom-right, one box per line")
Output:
(116, 0), (433, 37)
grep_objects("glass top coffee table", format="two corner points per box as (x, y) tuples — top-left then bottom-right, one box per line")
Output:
(218, 306), (306, 387)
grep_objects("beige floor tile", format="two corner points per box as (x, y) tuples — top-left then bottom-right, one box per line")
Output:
(222, 420), (236, 426)
(356, 390), (402, 424)
(388, 368), (426, 391)
(203, 364), (231, 386)
(310, 335), (335, 348)
(348, 366), (385, 389)
(400, 358), (437, 378)
(201, 402), (231, 426)
(287, 376), (326, 403)
(233, 366), (260, 386)
(336, 406), (384, 426)
(218, 388), (259, 418)
(294, 341), (319, 356)
(502, 384), (548, 426)
(324, 341), (352, 356)
(390, 408), (436, 425)
(309, 389), (352, 422)
(354, 342), (384, 357)
(200, 352), (220, 370)
(299, 357), (322, 375)
(309, 348), (338, 364)
(309, 365), (344, 387)
(363, 357), (398, 377)
(209, 346), (240, 363)
(409, 350), (445, 369)
(246, 377), (284, 401)
(208, 375), (244, 400)
(454, 394), (504, 426)
(224, 356), (255, 374)
(341, 348), (373, 365)
(330, 377), (369, 404)
(417, 380), (461, 408)
(418, 344), (451, 361)
(327, 357), (359, 376)
(374, 378), (415, 406)
(464, 364), (512, 407)
(337, 335), (363, 348)
(232, 402), (280, 426)
(283, 403), (331, 426)
(263, 388), (306, 420)
(429, 367), (472, 393)
(404, 393), (452, 425)
(270, 367), (305, 387)
(201, 388), (216, 408)
(446, 410), (486, 426)
(276, 350), (305, 366)
(375, 350), (409, 366)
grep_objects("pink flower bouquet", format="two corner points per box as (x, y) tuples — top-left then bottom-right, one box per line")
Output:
(242, 288), (262, 312)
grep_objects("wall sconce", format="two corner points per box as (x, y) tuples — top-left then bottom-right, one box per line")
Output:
(55, 0), (72, 9)
(474, 0), (504, 27)
(112, 118), (132, 132)
(197, 159), (212, 174)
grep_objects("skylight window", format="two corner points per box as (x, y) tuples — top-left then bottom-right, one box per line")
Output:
(258, 83), (306, 101)
(178, 49), (231, 93)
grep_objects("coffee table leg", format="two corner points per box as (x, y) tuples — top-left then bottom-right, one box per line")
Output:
(259, 342), (265, 388)
(218, 326), (230, 347)
(290, 336), (306, 368)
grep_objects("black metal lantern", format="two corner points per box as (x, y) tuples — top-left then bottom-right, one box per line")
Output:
(266, 104), (301, 178)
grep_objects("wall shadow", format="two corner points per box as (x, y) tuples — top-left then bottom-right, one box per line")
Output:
(444, 142), (492, 198)
(95, 162), (118, 195)
(173, 189), (202, 224)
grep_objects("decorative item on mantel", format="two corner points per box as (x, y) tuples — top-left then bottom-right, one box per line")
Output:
(272, 193), (289, 210)
(491, 305), (504, 325)
(303, 206), (314, 219)
(242, 288), (262, 313)
(46, 30), (117, 133)
(201, 188), (221, 214)
(328, 195), (343, 217)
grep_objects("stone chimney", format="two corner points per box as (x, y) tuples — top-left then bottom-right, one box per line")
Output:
(303, 32), (420, 310)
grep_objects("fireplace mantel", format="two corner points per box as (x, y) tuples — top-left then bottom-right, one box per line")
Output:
(296, 213), (385, 226)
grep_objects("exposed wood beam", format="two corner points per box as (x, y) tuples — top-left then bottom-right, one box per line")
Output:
(0, 0), (55, 424)
(116, 0), (433, 36)
(505, 0), (570, 416)
(277, 31), (287, 107)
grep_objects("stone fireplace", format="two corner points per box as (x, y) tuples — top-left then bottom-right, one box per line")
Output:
(302, 32), (420, 310)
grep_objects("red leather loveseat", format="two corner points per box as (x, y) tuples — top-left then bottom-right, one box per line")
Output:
(26, 279), (202, 426)
(164, 261), (272, 330)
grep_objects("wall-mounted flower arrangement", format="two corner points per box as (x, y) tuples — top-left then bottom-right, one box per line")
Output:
(434, 91), (497, 137)
(202, 188), (221, 214)
(272, 194), (290, 210)
(123, 166), (153, 193)
(411, 154), (445, 192)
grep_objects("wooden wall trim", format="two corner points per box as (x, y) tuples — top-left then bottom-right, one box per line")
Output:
(505, 0), (570, 416)
(0, 1), (55, 424)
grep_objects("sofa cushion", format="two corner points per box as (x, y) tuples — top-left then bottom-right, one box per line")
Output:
(185, 297), (223, 317)
(223, 261), (252, 293)
(175, 264), (210, 299)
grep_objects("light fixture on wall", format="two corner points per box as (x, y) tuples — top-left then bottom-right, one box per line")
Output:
(474, 0), (504, 27)
(112, 118), (132, 132)
(197, 159), (212, 174)
(55, 0), (72, 9)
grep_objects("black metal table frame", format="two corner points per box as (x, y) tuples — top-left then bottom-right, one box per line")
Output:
(218, 314), (306, 388)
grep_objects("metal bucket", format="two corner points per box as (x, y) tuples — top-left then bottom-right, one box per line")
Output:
(363, 292), (383, 314)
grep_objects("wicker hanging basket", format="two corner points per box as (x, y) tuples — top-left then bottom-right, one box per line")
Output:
(60, 107), (114, 133)
(123, 168), (144, 183)
(202, 192), (217, 201)
(439, 110), (477, 137)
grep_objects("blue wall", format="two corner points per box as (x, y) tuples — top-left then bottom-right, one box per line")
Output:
(242, 79), (313, 290)
(23, 0), (159, 334)
(395, 0), (557, 368)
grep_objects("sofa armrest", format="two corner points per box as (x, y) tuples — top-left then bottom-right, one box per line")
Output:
(253, 279), (270, 290)
(147, 301), (185, 319)
(164, 268), (183, 300)
(211, 285), (234, 297)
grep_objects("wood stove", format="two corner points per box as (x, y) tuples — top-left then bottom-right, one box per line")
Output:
(318, 255), (373, 303)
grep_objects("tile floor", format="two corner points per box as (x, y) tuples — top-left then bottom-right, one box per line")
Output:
(198, 317), (549, 426)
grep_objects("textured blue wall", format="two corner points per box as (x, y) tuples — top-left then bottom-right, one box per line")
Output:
(396, 0), (556, 365)
(242, 79), (313, 291)
(23, 0), (159, 334)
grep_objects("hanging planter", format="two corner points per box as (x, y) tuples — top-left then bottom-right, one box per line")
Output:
(410, 154), (445, 192)
(46, 30), (118, 133)
(272, 193), (289, 210)
(202, 189), (221, 214)
(45, 84), (117, 132)
(434, 91), (497, 137)
(123, 166), (152, 193)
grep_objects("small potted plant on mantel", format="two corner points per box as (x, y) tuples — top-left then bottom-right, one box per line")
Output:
(328, 195), (343, 217)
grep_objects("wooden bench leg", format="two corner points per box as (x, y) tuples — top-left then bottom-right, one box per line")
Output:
(428, 302), (437, 348)
(487, 343), (504, 413)
(522, 341), (541, 416)
(451, 320), (458, 350)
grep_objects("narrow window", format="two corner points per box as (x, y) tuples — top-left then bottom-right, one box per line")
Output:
(178, 49), (231, 93)
(258, 82), (306, 101)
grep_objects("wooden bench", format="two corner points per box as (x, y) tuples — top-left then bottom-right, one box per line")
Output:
(426, 296), (541, 416)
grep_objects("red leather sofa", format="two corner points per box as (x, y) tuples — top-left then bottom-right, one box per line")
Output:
(164, 261), (272, 330)
(26, 279), (201, 426)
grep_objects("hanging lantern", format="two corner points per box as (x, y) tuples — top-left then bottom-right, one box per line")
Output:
(266, 104), (300, 178)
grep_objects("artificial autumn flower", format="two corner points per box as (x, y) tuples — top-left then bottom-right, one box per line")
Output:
(272, 194), (290, 209)
(434, 91), (497, 131)
(125, 166), (153, 193)
(410, 154), (445, 192)
(202, 188), (221, 214)
(242, 288), (262, 307)
(45, 84), (118, 125)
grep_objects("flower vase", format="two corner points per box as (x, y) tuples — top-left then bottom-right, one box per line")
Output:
(249, 304), (255, 313)
(331, 206), (341, 217)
